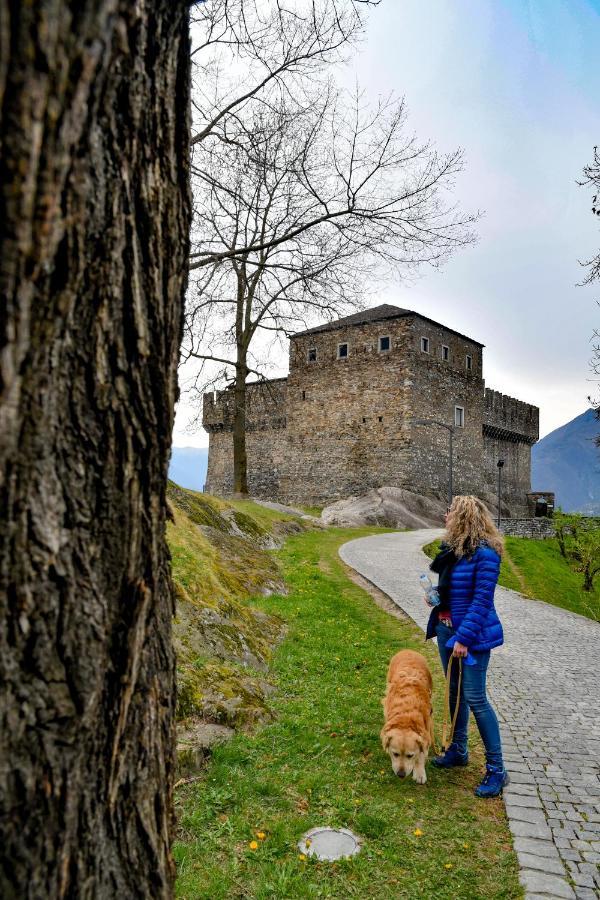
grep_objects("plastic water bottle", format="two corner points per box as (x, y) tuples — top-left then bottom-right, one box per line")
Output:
(419, 574), (440, 607)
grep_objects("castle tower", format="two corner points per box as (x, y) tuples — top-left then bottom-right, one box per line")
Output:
(283, 305), (486, 503)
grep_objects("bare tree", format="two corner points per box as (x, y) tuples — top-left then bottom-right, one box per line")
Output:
(0, 2), (190, 896)
(580, 146), (600, 441)
(184, 89), (476, 493)
(190, 0), (376, 149)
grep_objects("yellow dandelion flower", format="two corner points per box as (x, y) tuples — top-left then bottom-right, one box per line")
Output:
(249, 840), (259, 850)
(305, 838), (312, 846)
(462, 843), (470, 849)
(444, 863), (453, 870)
(413, 828), (423, 837)
(299, 854), (307, 861)
(256, 831), (266, 840)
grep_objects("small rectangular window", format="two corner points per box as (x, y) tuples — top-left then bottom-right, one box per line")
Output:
(442, 345), (449, 361)
(378, 415), (383, 423)
(301, 390), (306, 401)
(379, 336), (390, 352)
(421, 337), (429, 353)
(338, 342), (348, 359)
(466, 355), (472, 371)
(307, 348), (317, 362)
(455, 406), (465, 428)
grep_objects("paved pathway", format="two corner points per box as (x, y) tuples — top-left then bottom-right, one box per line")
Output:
(340, 530), (600, 900)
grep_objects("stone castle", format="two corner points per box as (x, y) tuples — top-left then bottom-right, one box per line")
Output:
(203, 305), (542, 515)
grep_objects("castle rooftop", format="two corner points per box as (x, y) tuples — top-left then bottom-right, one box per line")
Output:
(292, 303), (484, 347)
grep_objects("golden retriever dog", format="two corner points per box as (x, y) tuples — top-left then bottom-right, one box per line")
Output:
(380, 649), (433, 784)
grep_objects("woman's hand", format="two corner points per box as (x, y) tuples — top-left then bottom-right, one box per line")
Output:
(452, 641), (468, 658)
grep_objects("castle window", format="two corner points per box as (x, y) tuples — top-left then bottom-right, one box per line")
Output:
(378, 416), (383, 423)
(302, 390), (306, 400)
(337, 342), (348, 359)
(379, 336), (391, 352)
(307, 348), (317, 362)
(421, 336), (429, 353)
(362, 417), (367, 424)
(466, 354), (472, 371)
(454, 406), (465, 428)
(442, 345), (449, 361)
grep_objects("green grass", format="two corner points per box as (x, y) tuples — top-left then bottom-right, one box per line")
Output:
(229, 497), (301, 529)
(174, 528), (520, 900)
(299, 505), (324, 517)
(423, 537), (600, 621)
(504, 536), (600, 620)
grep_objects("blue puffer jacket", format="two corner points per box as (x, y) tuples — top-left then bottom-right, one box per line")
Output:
(426, 543), (504, 652)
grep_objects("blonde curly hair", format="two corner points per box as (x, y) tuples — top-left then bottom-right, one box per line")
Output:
(445, 495), (504, 558)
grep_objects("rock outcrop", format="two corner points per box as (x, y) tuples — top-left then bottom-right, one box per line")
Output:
(321, 486), (446, 529)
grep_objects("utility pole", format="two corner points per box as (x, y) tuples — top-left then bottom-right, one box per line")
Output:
(497, 459), (505, 527)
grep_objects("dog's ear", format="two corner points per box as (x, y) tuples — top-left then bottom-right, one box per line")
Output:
(380, 726), (391, 750)
(415, 734), (428, 754)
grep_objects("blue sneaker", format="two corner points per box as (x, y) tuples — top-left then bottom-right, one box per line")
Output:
(475, 768), (510, 798)
(431, 744), (469, 768)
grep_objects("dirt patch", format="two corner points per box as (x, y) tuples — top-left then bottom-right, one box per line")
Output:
(502, 552), (529, 596)
(344, 565), (412, 624)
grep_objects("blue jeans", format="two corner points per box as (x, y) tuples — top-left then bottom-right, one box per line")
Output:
(436, 623), (504, 771)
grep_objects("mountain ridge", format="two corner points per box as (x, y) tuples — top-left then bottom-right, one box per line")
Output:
(531, 408), (599, 514)
(169, 446), (208, 492)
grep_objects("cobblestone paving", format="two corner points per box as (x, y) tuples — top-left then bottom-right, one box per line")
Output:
(340, 530), (600, 900)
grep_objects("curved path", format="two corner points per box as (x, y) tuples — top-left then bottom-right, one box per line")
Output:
(340, 530), (600, 900)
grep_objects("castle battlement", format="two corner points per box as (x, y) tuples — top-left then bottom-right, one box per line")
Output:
(483, 388), (539, 444)
(203, 378), (287, 432)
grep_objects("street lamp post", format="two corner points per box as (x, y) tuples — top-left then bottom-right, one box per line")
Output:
(409, 418), (455, 508)
(496, 459), (505, 528)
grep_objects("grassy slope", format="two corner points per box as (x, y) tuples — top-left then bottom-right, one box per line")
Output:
(504, 536), (600, 619)
(423, 536), (600, 620)
(167, 484), (298, 725)
(175, 528), (520, 900)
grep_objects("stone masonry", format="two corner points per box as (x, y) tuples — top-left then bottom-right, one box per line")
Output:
(203, 305), (544, 512)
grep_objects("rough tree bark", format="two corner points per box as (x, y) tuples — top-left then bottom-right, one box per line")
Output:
(0, 3), (190, 897)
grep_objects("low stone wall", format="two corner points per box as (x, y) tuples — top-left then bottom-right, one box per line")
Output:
(499, 517), (554, 539)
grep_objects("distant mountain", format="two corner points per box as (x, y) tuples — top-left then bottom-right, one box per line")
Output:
(169, 447), (208, 492)
(531, 409), (599, 514)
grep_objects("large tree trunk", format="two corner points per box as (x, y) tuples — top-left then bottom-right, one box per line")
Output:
(0, 3), (190, 897)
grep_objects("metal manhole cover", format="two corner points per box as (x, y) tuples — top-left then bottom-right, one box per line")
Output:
(298, 827), (362, 861)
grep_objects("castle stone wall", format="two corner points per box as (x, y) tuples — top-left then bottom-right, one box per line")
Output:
(482, 389), (539, 515)
(499, 518), (555, 539)
(282, 318), (414, 503)
(402, 317), (485, 500)
(203, 379), (287, 497)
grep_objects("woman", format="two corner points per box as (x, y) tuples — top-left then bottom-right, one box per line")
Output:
(425, 495), (508, 798)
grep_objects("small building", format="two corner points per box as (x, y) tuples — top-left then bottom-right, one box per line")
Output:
(203, 305), (549, 515)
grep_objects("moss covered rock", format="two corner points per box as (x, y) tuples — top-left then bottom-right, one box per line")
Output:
(166, 483), (294, 733)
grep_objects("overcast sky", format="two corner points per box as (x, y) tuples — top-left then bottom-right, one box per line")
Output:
(173, 0), (599, 447)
